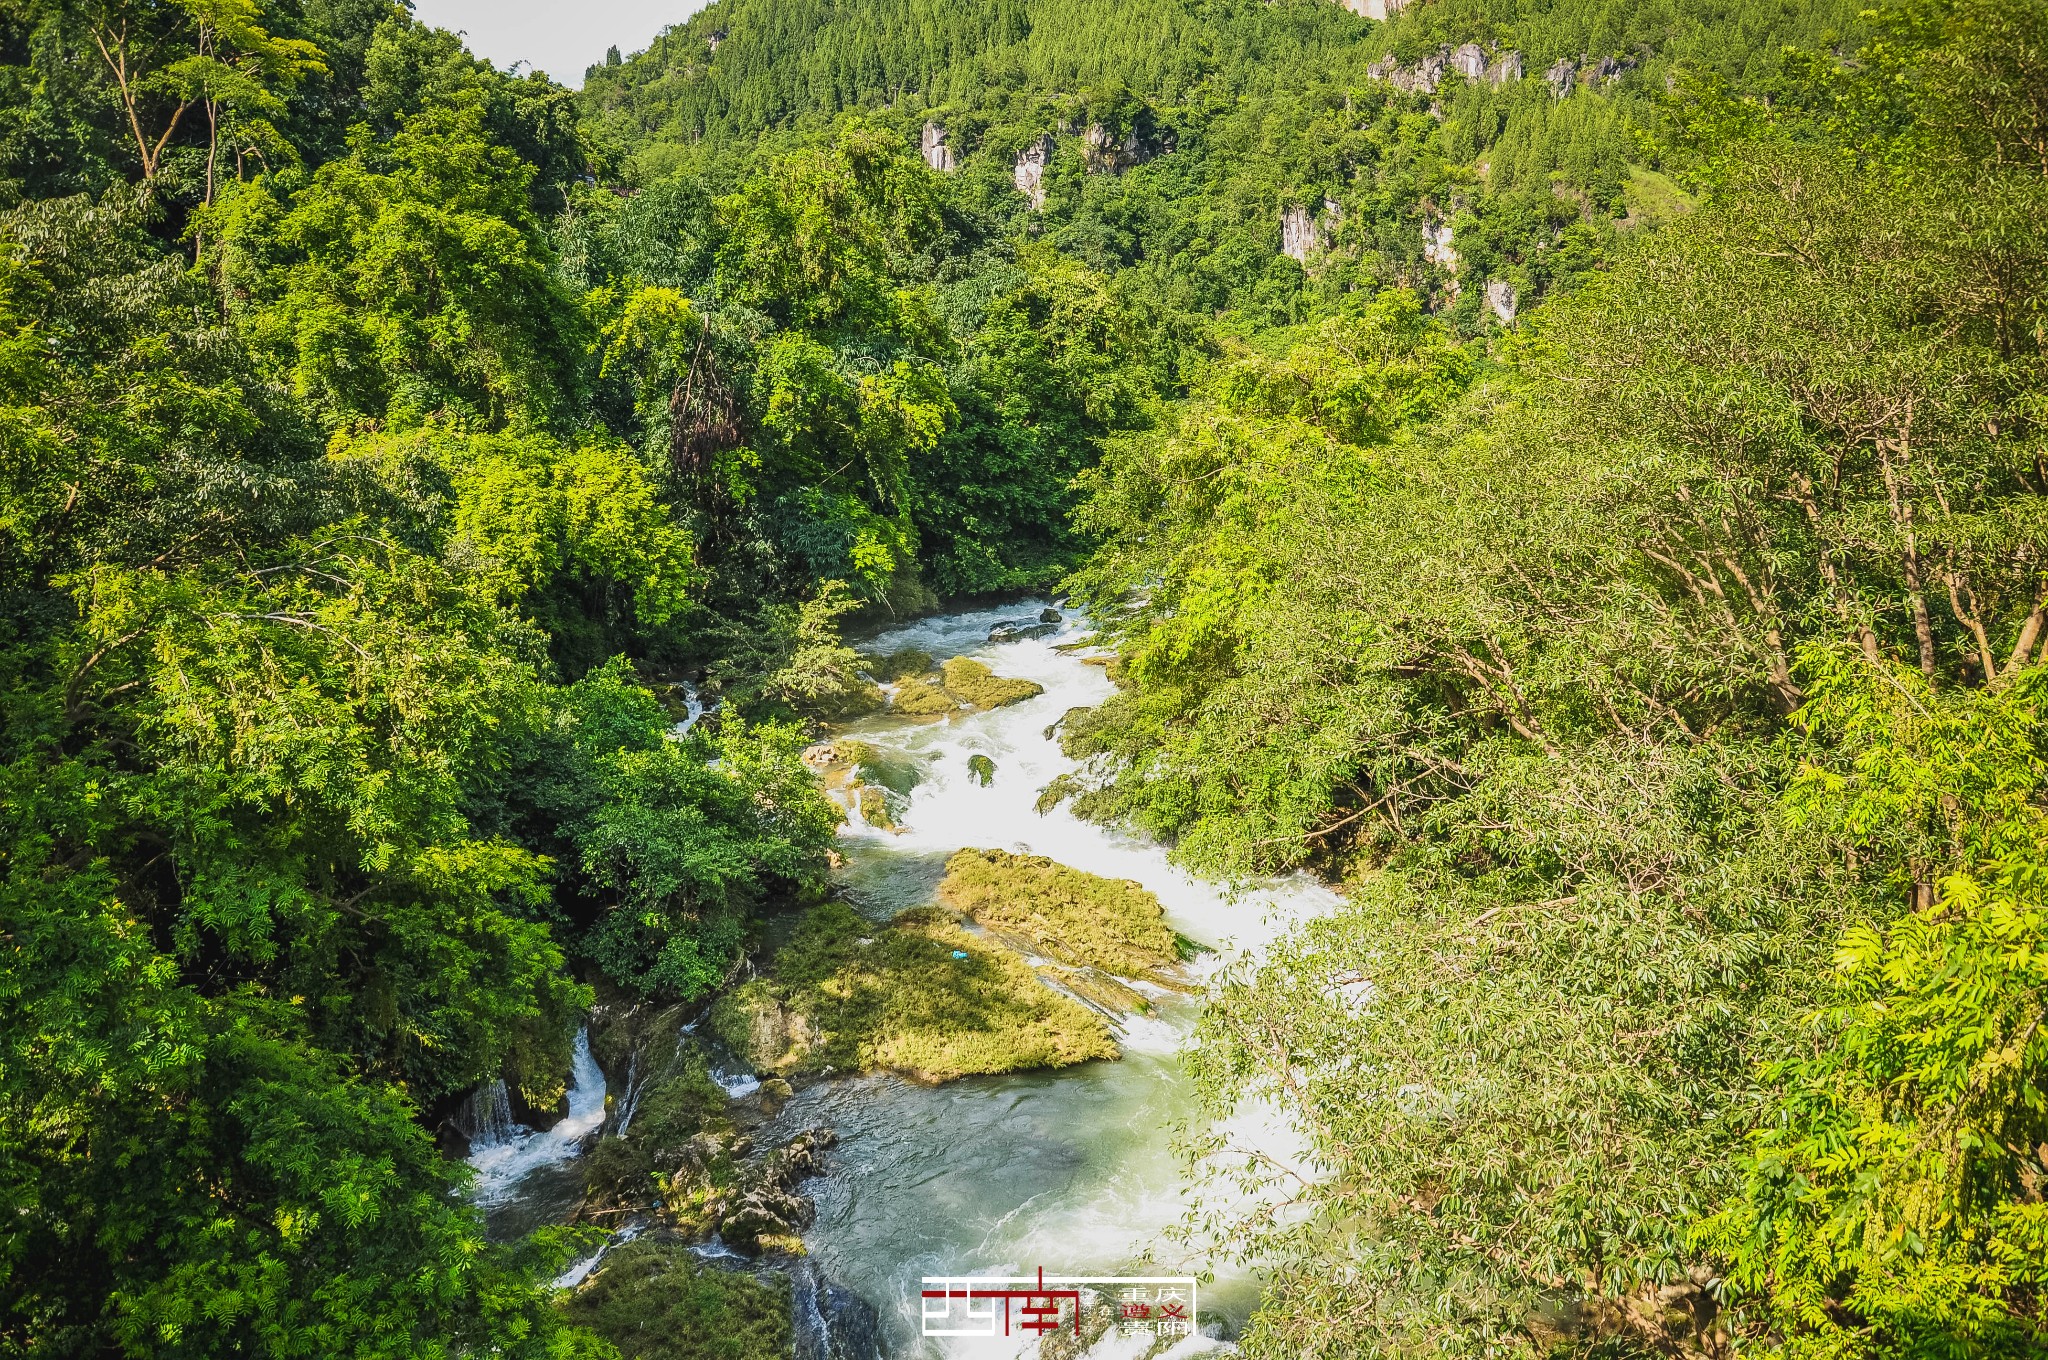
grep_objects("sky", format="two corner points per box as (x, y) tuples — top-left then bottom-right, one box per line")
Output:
(410, 0), (709, 87)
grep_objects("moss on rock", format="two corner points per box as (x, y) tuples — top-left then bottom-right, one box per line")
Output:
(889, 673), (962, 715)
(936, 848), (1186, 977)
(712, 901), (1115, 1083)
(855, 784), (898, 831)
(864, 648), (934, 682)
(564, 1241), (791, 1360)
(939, 656), (1044, 709)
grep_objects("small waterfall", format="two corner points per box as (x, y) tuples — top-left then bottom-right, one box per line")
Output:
(467, 1027), (608, 1205)
(787, 1258), (883, 1360)
(553, 1218), (647, 1289)
(670, 682), (715, 737)
(610, 1048), (643, 1137)
(458, 1080), (518, 1151)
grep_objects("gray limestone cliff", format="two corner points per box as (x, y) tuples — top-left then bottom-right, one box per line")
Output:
(920, 121), (956, 173)
(1013, 133), (1055, 210)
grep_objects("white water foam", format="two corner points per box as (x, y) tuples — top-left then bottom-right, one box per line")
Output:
(797, 602), (1336, 1354)
(467, 1027), (608, 1206)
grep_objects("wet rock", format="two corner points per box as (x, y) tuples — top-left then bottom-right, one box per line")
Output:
(1039, 607), (1063, 623)
(757, 1078), (794, 1115)
(788, 1257), (883, 1360)
(967, 753), (996, 787)
(856, 784), (899, 831)
(987, 619), (1059, 642)
(720, 1185), (815, 1252)
(717, 1128), (837, 1254)
(939, 657), (1043, 709)
(889, 673), (963, 715)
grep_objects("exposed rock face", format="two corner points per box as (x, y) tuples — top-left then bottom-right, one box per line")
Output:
(987, 617), (1058, 642)
(1423, 220), (1458, 272)
(1340, 0), (1409, 17)
(1082, 123), (1149, 174)
(713, 1128), (836, 1253)
(1593, 55), (1635, 85)
(1280, 198), (1344, 263)
(1545, 57), (1578, 96)
(920, 121), (956, 173)
(1280, 204), (1318, 263)
(1370, 42), (1524, 93)
(1486, 278), (1518, 324)
(1013, 133), (1055, 209)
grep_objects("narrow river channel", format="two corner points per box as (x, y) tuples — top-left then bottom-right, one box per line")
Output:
(478, 601), (1340, 1357)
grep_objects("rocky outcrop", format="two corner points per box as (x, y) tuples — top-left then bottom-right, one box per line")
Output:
(987, 616), (1058, 642)
(1423, 220), (1458, 272)
(1370, 42), (1524, 93)
(1340, 0), (1409, 17)
(920, 121), (956, 173)
(1486, 278), (1518, 324)
(1281, 198), (1344, 263)
(1545, 57), (1578, 97)
(1013, 133), (1055, 209)
(1590, 54), (1636, 86)
(710, 1128), (836, 1253)
(1082, 122), (1150, 174)
(1281, 204), (1319, 263)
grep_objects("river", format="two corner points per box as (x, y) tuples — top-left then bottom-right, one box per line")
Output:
(477, 600), (1341, 1356)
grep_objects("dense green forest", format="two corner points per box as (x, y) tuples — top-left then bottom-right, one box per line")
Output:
(1, 0), (2044, 1356)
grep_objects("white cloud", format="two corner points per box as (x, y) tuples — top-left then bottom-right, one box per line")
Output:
(409, 0), (713, 88)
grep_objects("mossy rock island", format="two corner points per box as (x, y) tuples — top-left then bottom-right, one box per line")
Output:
(710, 902), (1115, 1083)
(936, 848), (1198, 987)
(873, 655), (1044, 717)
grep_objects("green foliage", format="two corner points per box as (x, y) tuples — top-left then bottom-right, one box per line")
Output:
(534, 659), (841, 1000)
(710, 901), (1117, 1081)
(1702, 655), (2048, 1357)
(1059, 3), (2048, 1353)
(209, 97), (585, 429)
(563, 1242), (791, 1360)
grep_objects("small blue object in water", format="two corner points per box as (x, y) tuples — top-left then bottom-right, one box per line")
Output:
(951, 950), (969, 960)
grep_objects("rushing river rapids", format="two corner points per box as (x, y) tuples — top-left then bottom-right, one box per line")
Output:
(472, 601), (1341, 1357)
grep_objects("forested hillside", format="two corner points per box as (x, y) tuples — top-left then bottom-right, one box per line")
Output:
(1, 0), (2045, 1357)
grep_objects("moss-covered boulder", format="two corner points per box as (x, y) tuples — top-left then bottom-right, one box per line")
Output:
(863, 647), (933, 682)
(939, 656), (1043, 709)
(855, 784), (899, 831)
(936, 848), (1190, 979)
(711, 902), (1115, 1082)
(888, 673), (962, 715)
(881, 657), (1042, 716)
(564, 1241), (791, 1360)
